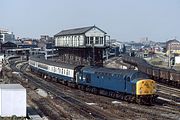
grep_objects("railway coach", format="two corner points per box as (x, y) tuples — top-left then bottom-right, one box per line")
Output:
(29, 56), (157, 104)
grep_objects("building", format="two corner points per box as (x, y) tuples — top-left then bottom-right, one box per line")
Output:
(0, 29), (15, 43)
(17, 39), (38, 48)
(54, 26), (107, 47)
(1, 41), (17, 53)
(40, 35), (54, 43)
(103, 40), (123, 59)
(40, 35), (50, 41)
(54, 26), (109, 66)
(38, 35), (55, 50)
(166, 39), (180, 55)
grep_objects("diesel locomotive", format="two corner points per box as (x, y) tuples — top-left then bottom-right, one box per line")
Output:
(29, 56), (157, 104)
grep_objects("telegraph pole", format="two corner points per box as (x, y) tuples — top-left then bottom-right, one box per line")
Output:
(92, 42), (95, 66)
(168, 43), (171, 68)
(0, 31), (2, 53)
(105, 35), (110, 60)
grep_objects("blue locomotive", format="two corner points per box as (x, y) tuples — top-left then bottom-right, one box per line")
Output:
(29, 56), (156, 104)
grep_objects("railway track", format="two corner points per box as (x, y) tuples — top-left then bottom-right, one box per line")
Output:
(12, 60), (121, 120)
(157, 84), (180, 96)
(156, 83), (180, 104)
(8, 58), (180, 120)
(104, 57), (132, 69)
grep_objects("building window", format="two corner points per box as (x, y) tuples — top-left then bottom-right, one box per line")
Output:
(78, 36), (80, 46)
(90, 37), (94, 44)
(95, 37), (99, 44)
(86, 37), (89, 44)
(100, 37), (103, 44)
(73, 36), (76, 46)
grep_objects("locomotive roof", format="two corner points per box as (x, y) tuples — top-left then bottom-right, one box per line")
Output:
(82, 66), (140, 78)
(30, 56), (77, 69)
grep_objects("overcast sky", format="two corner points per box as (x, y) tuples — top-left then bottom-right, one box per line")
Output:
(1, 0), (180, 42)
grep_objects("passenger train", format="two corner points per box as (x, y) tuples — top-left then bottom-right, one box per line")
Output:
(29, 56), (157, 104)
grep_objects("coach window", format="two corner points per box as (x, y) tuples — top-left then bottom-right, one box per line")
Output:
(66, 70), (68, 75)
(62, 69), (63, 74)
(58, 68), (60, 73)
(59, 68), (61, 74)
(55, 67), (57, 72)
(68, 71), (70, 76)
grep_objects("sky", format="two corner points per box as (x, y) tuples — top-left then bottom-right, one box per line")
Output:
(0, 0), (180, 42)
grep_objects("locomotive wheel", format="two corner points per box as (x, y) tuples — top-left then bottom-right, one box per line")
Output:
(80, 85), (85, 90)
(120, 95), (124, 100)
(125, 95), (131, 102)
(149, 98), (153, 105)
(136, 98), (141, 104)
(131, 96), (135, 102)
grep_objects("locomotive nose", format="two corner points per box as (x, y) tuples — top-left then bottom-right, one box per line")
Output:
(136, 79), (156, 95)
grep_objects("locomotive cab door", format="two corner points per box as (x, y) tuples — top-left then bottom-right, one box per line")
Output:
(123, 76), (127, 91)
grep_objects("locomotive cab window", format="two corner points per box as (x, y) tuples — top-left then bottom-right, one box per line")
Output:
(123, 76), (127, 81)
(127, 77), (130, 82)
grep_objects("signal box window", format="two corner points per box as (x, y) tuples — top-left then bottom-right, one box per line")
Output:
(95, 37), (99, 44)
(90, 37), (94, 44)
(86, 37), (89, 44)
